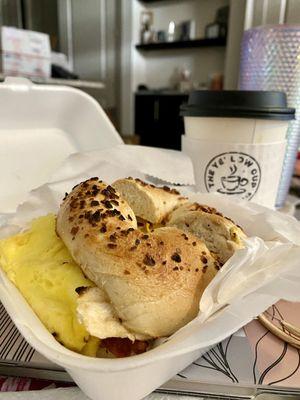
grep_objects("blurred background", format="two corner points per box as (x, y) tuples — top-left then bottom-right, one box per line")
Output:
(0, 0), (300, 150)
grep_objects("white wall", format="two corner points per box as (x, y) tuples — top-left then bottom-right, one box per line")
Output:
(131, 1), (147, 94)
(137, 47), (226, 89)
(131, 0), (229, 91)
(286, 0), (300, 23)
(58, 0), (117, 110)
(143, 0), (228, 38)
(120, 0), (134, 135)
(250, 0), (300, 26)
(71, 0), (102, 81)
(224, 0), (247, 90)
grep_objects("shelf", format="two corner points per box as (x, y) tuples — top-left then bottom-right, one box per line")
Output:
(135, 38), (226, 51)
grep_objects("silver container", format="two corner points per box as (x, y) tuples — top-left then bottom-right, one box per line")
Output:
(239, 25), (300, 208)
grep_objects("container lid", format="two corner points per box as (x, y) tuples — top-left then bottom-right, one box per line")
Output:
(0, 77), (122, 213)
(180, 90), (295, 120)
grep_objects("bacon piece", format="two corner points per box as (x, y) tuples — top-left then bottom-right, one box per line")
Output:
(101, 337), (148, 358)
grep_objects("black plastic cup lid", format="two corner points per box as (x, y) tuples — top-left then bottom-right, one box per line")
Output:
(180, 90), (295, 120)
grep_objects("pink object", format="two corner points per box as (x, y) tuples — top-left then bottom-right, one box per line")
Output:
(0, 376), (74, 392)
(244, 301), (300, 387)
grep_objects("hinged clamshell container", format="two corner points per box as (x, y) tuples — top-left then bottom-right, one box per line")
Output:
(0, 77), (122, 213)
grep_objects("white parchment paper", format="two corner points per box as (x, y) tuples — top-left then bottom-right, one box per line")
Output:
(49, 144), (195, 186)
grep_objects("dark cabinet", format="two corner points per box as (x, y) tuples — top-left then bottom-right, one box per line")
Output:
(135, 91), (188, 150)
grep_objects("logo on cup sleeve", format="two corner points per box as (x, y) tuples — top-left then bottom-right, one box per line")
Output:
(204, 152), (261, 200)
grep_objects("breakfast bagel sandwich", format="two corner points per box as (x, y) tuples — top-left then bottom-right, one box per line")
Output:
(0, 177), (246, 358)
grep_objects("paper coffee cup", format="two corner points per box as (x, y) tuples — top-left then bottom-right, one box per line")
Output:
(180, 91), (295, 208)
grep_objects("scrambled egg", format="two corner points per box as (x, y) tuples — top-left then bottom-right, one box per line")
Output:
(0, 214), (99, 356)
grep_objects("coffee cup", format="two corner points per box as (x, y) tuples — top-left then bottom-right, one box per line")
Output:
(181, 91), (295, 208)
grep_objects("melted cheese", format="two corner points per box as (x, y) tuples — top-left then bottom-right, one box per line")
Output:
(77, 287), (150, 341)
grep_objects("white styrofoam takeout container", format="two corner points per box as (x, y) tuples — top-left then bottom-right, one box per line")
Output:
(0, 77), (122, 213)
(1, 77), (296, 400)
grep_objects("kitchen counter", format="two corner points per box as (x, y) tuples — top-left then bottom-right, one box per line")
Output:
(0, 74), (105, 90)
